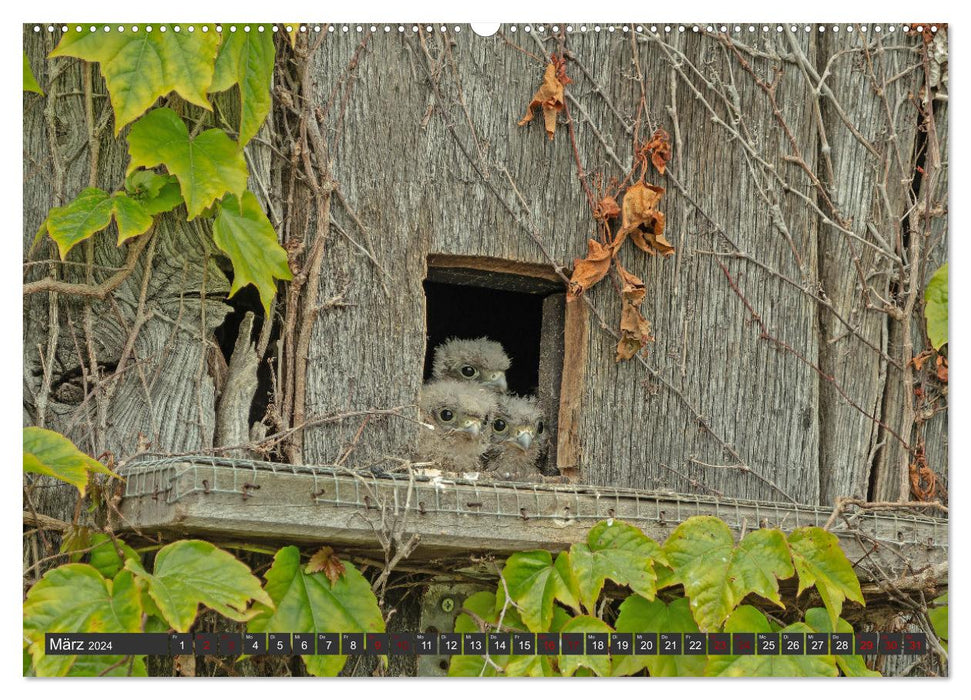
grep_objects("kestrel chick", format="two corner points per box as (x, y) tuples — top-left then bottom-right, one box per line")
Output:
(418, 379), (499, 472)
(431, 337), (511, 393)
(484, 394), (548, 481)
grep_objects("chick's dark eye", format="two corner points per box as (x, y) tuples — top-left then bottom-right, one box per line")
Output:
(439, 409), (454, 422)
(493, 418), (507, 432)
(460, 365), (476, 378)
(537, 420), (545, 435)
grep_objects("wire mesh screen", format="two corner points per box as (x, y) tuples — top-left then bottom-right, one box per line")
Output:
(119, 455), (947, 556)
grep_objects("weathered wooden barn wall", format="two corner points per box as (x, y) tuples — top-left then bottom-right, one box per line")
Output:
(300, 26), (942, 508)
(23, 25), (945, 510)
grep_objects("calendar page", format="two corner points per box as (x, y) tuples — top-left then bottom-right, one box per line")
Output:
(22, 18), (948, 680)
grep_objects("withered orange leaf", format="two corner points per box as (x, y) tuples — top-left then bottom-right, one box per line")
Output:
(617, 300), (653, 361)
(936, 355), (948, 383)
(620, 182), (674, 257)
(617, 259), (646, 306)
(567, 239), (613, 300)
(594, 195), (621, 221)
(644, 128), (672, 175)
(305, 545), (346, 584)
(518, 61), (566, 140)
(911, 350), (933, 370)
(615, 260), (652, 361)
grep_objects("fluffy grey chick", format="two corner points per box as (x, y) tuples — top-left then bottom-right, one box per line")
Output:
(431, 337), (510, 393)
(418, 379), (498, 472)
(484, 394), (548, 481)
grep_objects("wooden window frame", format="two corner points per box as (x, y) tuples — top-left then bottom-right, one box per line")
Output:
(425, 255), (586, 479)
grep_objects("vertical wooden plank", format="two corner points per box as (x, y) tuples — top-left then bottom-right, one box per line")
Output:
(557, 299), (588, 479)
(537, 293), (565, 473)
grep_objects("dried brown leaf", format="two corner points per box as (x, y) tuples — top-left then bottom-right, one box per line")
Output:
(615, 260), (652, 361)
(936, 355), (948, 383)
(912, 350), (933, 370)
(594, 195), (621, 221)
(518, 60), (567, 140)
(305, 545), (346, 584)
(644, 128), (672, 175)
(620, 182), (674, 257)
(617, 300), (652, 361)
(567, 239), (613, 300)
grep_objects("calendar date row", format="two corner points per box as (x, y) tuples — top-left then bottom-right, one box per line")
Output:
(45, 631), (927, 657)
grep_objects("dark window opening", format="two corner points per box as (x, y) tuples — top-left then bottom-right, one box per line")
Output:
(423, 261), (567, 476)
(423, 279), (553, 395)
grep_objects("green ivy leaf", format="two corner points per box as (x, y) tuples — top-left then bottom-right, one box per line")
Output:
(804, 607), (880, 677)
(211, 27), (275, 144)
(613, 596), (705, 677)
(730, 528), (794, 609)
(59, 525), (93, 563)
(24, 51), (43, 94)
(248, 546), (383, 677)
(23, 566), (142, 676)
(50, 25), (220, 133)
(704, 607), (839, 677)
(125, 540), (271, 632)
(501, 550), (580, 632)
(570, 520), (665, 613)
(110, 193), (154, 243)
(558, 616), (613, 677)
(788, 527), (864, 629)
(43, 188), (115, 258)
(23, 427), (118, 496)
(662, 516), (735, 631)
(126, 171), (184, 216)
(664, 519), (794, 631)
(127, 107), (247, 219)
(925, 262), (948, 349)
(87, 534), (141, 579)
(42, 187), (161, 257)
(212, 191), (292, 311)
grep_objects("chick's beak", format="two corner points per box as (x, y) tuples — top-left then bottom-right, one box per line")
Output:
(458, 419), (481, 435)
(513, 430), (533, 452)
(483, 372), (507, 393)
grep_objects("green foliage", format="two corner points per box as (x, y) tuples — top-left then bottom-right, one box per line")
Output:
(925, 262), (948, 349)
(705, 607), (837, 676)
(211, 27), (276, 144)
(614, 595), (704, 677)
(571, 520), (665, 611)
(125, 540), (272, 632)
(449, 517), (875, 677)
(25, 534), (386, 677)
(23, 427), (118, 496)
(50, 25), (220, 133)
(501, 550), (579, 632)
(37, 28), (289, 307)
(788, 527), (864, 629)
(213, 192), (293, 312)
(24, 51), (43, 94)
(127, 107), (248, 219)
(248, 546), (384, 677)
(663, 517), (793, 631)
(87, 534), (141, 579)
(23, 566), (143, 676)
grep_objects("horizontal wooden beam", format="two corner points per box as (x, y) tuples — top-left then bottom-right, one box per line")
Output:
(116, 458), (948, 590)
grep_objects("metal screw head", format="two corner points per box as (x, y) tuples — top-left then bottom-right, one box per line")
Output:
(440, 597), (455, 613)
